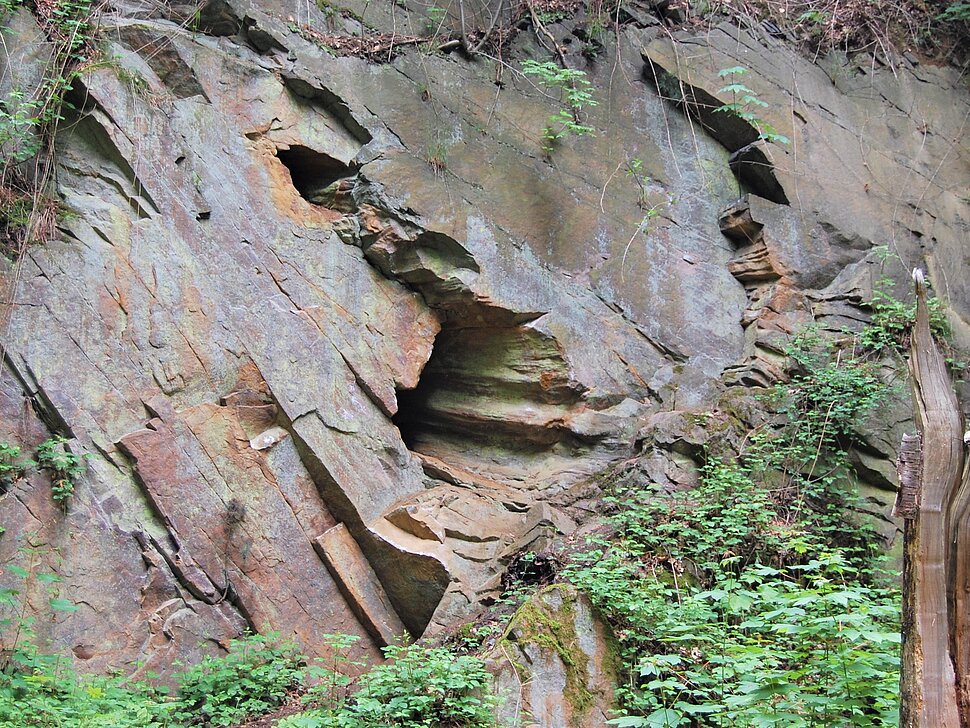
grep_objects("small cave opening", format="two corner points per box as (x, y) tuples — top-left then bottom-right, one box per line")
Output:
(730, 145), (790, 205)
(392, 322), (588, 482)
(276, 145), (356, 201)
(501, 550), (560, 592)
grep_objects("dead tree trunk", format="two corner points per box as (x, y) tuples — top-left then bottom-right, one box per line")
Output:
(899, 269), (970, 727)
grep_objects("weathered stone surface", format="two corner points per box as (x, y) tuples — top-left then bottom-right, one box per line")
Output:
(487, 585), (618, 728)
(0, 0), (966, 678)
(313, 524), (406, 647)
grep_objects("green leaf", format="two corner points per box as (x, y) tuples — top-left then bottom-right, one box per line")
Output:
(718, 83), (755, 95)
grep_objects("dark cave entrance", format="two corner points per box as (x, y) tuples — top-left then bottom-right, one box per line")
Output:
(392, 322), (587, 476)
(276, 145), (356, 200)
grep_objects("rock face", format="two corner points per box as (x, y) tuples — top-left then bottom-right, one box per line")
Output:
(0, 0), (967, 680)
(487, 585), (617, 728)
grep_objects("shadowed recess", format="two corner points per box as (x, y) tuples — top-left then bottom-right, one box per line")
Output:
(276, 145), (355, 200)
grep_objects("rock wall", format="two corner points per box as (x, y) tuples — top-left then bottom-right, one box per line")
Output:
(0, 0), (967, 675)
(487, 585), (617, 728)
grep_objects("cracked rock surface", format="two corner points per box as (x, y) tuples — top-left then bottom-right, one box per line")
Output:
(0, 0), (967, 676)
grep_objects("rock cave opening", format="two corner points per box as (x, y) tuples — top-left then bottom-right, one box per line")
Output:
(276, 144), (356, 200)
(392, 321), (589, 485)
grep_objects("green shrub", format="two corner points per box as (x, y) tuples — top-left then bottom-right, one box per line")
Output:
(939, 2), (970, 21)
(349, 643), (495, 727)
(35, 436), (85, 506)
(0, 666), (172, 728)
(172, 632), (305, 726)
(0, 442), (32, 492)
(714, 66), (789, 145)
(0, 0), (96, 165)
(566, 479), (900, 725)
(565, 317), (900, 725)
(280, 641), (497, 728)
(859, 275), (950, 353)
(0, 547), (172, 727)
(614, 557), (899, 727)
(520, 59), (597, 152)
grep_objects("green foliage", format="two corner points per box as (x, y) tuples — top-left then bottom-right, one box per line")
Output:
(425, 4), (447, 33)
(284, 641), (498, 727)
(347, 642), (497, 726)
(621, 157), (675, 254)
(0, 619), (498, 727)
(35, 436), (85, 506)
(0, 625), (309, 727)
(0, 663), (172, 728)
(0, 442), (33, 492)
(567, 479), (900, 724)
(426, 140), (448, 175)
(172, 632), (305, 726)
(1, 0), (95, 163)
(293, 632), (363, 724)
(615, 558), (899, 727)
(773, 329), (887, 441)
(859, 275), (950, 353)
(743, 330), (888, 565)
(714, 67), (789, 146)
(46, 0), (95, 54)
(565, 320), (899, 725)
(1, 0), (97, 258)
(520, 60), (597, 153)
(535, 9), (568, 23)
(626, 158), (650, 209)
(938, 2), (970, 21)
(0, 91), (47, 164)
(0, 546), (172, 727)
(579, 13), (607, 58)
(111, 64), (152, 98)
(0, 175), (62, 255)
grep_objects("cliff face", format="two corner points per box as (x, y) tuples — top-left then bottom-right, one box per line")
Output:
(0, 0), (967, 677)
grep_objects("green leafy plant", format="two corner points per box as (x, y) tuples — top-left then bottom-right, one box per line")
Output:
(0, 91), (47, 164)
(535, 9), (568, 23)
(343, 641), (497, 727)
(520, 59), (597, 153)
(619, 160), (676, 272)
(567, 473), (899, 725)
(0, 0), (97, 262)
(564, 316), (899, 725)
(0, 553), (498, 728)
(938, 2), (970, 21)
(859, 275), (950, 353)
(0, 0), (96, 156)
(0, 545), (173, 727)
(35, 436), (85, 506)
(0, 179), (62, 257)
(0, 442), (33, 492)
(579, 15), (607, 58)
(279, 640), (497, 727)
(626, 158), (650, 209)
(172, 632), (306, 726)
(745, 330), (889, 562)
(714, 66), (789, 145)
(770, 328), (887, 442)
(297, 632), (363, 721)
(425, 3), (448, 34)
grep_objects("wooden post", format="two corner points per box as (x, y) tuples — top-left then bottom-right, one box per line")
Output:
(899, 269), (968, 727)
